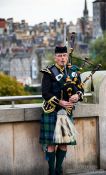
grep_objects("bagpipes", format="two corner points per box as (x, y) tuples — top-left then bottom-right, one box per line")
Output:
(53, 32), (102, 144)
(62, 32), (102, 100)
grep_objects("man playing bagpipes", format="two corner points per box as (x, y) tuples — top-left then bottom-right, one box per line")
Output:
(39, 46), (84, 175)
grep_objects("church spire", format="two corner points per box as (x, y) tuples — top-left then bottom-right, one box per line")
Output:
(83, 0), (89, 20)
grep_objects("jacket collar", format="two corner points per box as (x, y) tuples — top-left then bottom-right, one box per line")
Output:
(55, 63), (64, 72)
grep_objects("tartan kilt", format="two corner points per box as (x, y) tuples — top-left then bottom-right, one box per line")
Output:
(39, 110), (76, 145)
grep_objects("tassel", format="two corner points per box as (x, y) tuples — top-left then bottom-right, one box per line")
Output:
(61, 125), (65, 137)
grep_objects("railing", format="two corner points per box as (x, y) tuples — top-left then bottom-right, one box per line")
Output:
(0, 93), (92, 108)
(0, 95), (42, 108)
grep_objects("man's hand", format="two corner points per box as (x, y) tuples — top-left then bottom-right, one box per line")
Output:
(59, 100), (74, 110)
(69, 94), (79, 103)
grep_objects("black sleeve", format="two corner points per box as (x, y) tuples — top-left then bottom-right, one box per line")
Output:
(41, 73), (53, 101)
(41, 73), (60, 105)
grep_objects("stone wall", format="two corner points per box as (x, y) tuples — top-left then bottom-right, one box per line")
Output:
(0, 71), (106, 174)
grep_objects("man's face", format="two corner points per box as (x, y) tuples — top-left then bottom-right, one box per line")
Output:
(55, 53), (68, 67)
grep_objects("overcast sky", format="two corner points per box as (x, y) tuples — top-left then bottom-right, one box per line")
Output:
(0, 0), (93, 25)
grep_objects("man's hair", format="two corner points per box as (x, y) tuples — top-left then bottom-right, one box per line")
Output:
(55, 46), (67, 54)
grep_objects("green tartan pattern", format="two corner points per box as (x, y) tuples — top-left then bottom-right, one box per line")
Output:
(39, 111), (76, 145)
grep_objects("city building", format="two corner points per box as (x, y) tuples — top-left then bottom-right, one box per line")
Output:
(78, 0), (93, 43)
(93, 0), (106, 39)
(0, 18), (7, 34)
(0, 3), (94, 85)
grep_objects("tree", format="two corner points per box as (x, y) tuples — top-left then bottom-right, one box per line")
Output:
(89, 33), (106, 70)
(0, 72), (28, 96)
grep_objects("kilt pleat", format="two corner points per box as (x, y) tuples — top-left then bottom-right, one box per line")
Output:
(39, 111), (57, 145)
(39, 111), (76, 145)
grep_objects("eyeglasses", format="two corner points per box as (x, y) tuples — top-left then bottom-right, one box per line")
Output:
(56, 53), (68, 57)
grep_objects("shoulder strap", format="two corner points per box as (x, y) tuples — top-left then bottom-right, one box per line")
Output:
(50, 65), (64, 81)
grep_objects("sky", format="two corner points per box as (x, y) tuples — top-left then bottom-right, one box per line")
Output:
(0, 0), (93, 25)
